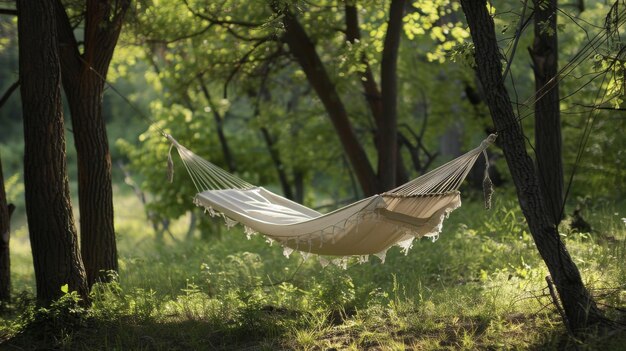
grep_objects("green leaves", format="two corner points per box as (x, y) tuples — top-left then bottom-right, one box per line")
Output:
(402, 0), (470, 63)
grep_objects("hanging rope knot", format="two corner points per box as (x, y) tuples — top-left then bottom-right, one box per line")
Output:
(167, 144), (175, 183)
(480, 133), (498, 149)
(164, 133), (182, 148)
(482, 150), (494, 209)
(166, 136), (175, 183)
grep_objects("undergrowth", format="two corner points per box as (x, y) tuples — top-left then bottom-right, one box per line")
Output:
(1, 193), (625, 350)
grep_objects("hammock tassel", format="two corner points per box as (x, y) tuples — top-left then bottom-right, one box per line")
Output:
(482, 150), (494, 210)
(283, 246), (294, 258)
(374, 250), (387, 264)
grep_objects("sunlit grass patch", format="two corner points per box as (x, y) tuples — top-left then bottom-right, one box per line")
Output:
(2, 192), (625, 350)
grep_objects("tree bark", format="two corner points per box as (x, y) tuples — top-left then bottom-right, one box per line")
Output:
(273, 3), (379, 196)
(460, 0), (604, 331)
(17, 0), (88, 304)
(0, 155), (11, 302)
(54, 0), (130, 287)
(530, 0), (563, 223)
(378, 0), (405, 190)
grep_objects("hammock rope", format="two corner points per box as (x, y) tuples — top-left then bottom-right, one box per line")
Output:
(166, 134), (254, 191)
(168, 133), (497, 197)
(165, 133), (497, 265)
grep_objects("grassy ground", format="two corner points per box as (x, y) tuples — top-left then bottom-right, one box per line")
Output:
(1, 191), (625, 350)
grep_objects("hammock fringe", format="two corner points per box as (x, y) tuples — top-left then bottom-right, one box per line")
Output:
(171, 133), (497, 267)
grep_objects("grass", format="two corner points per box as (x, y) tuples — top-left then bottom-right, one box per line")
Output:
(1, 190), (625, 350)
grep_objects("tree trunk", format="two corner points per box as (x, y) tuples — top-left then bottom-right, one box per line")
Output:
(260, 127), (295, 200)
(0, 155), (11, 302)
(55, 0), (129, 287)
(344, 2), (383, 124)
(460, 0), (604, 332)
(66, 78), (118, 287)
(378, 0), (405, 191)
(293, 170), (304, 204)
(345, 1), (408, 188)
(0, 79), (21, 223)
(274, 3), (379, 196)
(198, 77), (236, 172)
(17, 0), (88, 304)
(530, 0), (563, 223)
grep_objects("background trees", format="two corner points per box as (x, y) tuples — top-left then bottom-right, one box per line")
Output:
(16, 0), (88, 303)
(0, 155), (11, 302)
(460, 0), (604, 331)
(531, 0), (563, 224)
(55, 0), (130, 288)
(119, 0), (624, 333)
(0, 0), (624, 339)
(0, 0), (130, 302)
(122, 0), (475, 223)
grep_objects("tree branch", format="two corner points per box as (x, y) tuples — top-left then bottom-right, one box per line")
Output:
(144, 24), (214, 44)
(84, 0), (131, 74)
(0, 8), (17, 16)
(223, 37), (273, 97)
(0, 9), (15, 16)
(53, 0), (82, 78)
(501, 1), (533, 80)
(272, 0), (379, 195)
(182, 0), (266, 28)
(197, 75), (237, 172)
(572, 103), (626, 111)
(344, 2), (382, 125)
(0, 80), (19, 110)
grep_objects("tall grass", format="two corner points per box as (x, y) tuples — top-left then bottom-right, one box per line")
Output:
(1, 191), (625, 350)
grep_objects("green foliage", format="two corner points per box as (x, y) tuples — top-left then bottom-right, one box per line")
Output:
(115, 0), (492, 226)
(2, 286), (89, 350)
(490, 2), (626, 198)
(4, 191), (625, 350)
(116, 103), (210, 221)
(3, 0), (626, 349)
(403, 0), (470, 63)
(313, 272), (356, 311)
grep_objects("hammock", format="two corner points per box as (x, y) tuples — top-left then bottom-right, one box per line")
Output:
(167, 134), (496, 264)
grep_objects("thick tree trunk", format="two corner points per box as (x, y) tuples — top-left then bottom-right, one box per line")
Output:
(17, 0), (88, 304)
(530, 0), (563, 223)
(378, 0), (405, 191)
(274, 3), (379, 196)
(0, 155), (11, 302)
(55, 0), (129, 287)
(66, 79), (118, 287)
(460, 0), (604, 331)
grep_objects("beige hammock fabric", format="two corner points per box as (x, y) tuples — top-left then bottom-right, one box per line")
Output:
(168, 134), (496, 264)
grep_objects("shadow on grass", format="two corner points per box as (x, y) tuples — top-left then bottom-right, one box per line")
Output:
(1, 307), (299, 351)
(2, 303), (625, 350)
